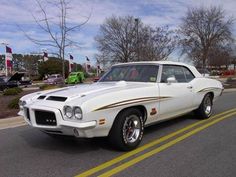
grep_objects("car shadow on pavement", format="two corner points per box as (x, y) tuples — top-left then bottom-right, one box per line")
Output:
(144, 113), (199, 137)
(20, 128), (114, 153)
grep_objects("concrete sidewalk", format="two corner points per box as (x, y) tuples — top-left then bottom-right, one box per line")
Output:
(0, 116), (26, 130)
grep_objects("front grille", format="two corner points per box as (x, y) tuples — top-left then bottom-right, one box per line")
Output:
(46, 96), (67, 102)
(24, 107), (30, 121)
(35, 110), (57, 126)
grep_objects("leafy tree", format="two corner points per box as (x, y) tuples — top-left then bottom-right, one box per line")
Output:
(38, 59), (69, 79)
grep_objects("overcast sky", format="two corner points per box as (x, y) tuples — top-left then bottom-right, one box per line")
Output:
(0, 0), (235, 64)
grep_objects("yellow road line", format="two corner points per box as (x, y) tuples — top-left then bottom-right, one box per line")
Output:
(76, 108), (236, 177)
(99, 111), (236, 177)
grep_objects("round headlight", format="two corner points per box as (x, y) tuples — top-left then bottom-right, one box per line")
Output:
(64, 106), (73, 118)
(74, 107), (82, 120)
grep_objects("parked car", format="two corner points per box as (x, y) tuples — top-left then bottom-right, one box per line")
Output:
(197, 68), (210, 77)
(44, 74), (63, 85)
(19, 75), (32, 87)
(93, 72), (105, 82)
(0, 72), (25, 91)
(19, 61), (223, 151)
(65, 72), (85, 84)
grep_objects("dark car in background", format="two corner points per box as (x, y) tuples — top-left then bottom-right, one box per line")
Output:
(0, 72), (32, 91)
(0, 73), (25, 91)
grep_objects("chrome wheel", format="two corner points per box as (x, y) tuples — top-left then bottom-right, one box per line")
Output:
(123, 115), (141, 143)
(204, 95), (212, 115)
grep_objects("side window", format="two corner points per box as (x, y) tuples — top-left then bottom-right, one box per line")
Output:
(161, 65), (175, 83)
(182, 67), (195, 82)
(173, 66), (186, 82)
(161, 65), (187, 83)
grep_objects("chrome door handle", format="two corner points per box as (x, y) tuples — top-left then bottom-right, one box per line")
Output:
(187, 85), (193, 89)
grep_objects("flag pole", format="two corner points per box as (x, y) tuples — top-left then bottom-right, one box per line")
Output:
(1, 43), (9, 76)
(5, 49), (8, 77)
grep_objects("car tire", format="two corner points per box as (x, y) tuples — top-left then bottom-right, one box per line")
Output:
(194, 93), (213, 119)
(108, 108), (144, 151)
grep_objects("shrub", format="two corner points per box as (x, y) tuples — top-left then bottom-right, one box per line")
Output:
(8, 97), (20, 109)
(226, 77), (233, 83)
(3, 87), (23, 96)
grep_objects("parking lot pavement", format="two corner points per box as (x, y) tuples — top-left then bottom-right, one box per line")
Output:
(0, 91), (236, 177)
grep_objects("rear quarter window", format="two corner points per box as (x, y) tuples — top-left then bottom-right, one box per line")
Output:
(182, 67), (195, 82)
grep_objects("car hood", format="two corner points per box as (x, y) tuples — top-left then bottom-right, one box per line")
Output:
(8, 73), (24, 82)
(39, 81), (154, 100)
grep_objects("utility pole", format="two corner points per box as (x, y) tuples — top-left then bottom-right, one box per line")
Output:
(135, 18), (139, 61)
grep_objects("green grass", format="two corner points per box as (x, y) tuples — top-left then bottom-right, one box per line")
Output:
(39, 84), (61, 90)
(8, 97), (20, 109)
(3, 87), (23, 96)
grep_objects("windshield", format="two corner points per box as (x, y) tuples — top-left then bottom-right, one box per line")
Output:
(99, 64), (159, 83)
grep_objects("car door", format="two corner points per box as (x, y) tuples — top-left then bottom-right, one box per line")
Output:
(158, 65), (195, 120)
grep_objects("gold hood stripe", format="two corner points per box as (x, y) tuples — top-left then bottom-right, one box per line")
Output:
(93, 97), (171, 111)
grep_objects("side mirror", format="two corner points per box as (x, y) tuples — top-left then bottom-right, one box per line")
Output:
(167, 76), (177, 85)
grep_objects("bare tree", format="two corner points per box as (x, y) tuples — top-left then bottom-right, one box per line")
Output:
(95, 16), (176, 66)
(95, 16), (137, 65)
(138, 26), (177, 61)
(179, 6), (234, 68)
(20, 0), (90, 79)
(208, 44), (233, 68)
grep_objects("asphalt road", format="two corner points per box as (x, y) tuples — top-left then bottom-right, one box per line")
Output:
(0, 92), (236, 177)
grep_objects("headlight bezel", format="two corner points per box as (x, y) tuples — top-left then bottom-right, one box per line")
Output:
(19, 100), (26, 108)
(64, 106), (73, 119)
(74, 106), (83, 120)
(63, 105), (83, 120)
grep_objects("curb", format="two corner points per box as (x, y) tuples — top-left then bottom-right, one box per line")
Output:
(0, 116), (26, 130)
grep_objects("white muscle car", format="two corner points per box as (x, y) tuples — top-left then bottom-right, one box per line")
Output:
(19, 61), (223, 151)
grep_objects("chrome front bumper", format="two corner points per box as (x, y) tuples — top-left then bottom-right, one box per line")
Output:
(19, 105), (97, 138)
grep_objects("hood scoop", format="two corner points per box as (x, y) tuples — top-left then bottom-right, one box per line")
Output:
(37, 95), (46, 100)
(46, 96), (67, 102)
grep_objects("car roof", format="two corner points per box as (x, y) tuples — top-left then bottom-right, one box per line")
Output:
(113, 61), (202, 77)
(114, 61), (190, 67)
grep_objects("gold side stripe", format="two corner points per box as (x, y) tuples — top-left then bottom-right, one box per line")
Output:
(198, 87), (222, 93)
(93, 97), (171, 111)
